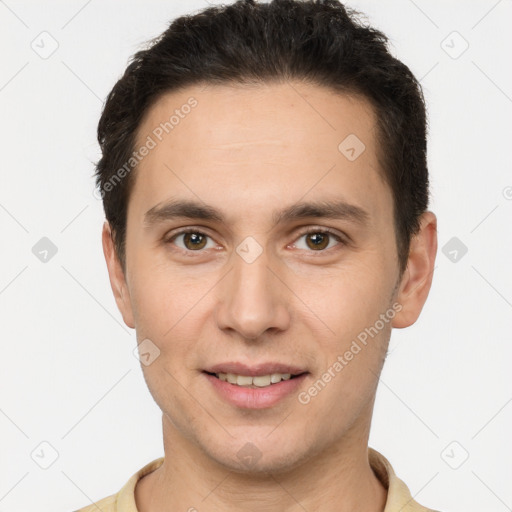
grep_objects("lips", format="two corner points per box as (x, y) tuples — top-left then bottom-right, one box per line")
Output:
(203, 367), (309, 409)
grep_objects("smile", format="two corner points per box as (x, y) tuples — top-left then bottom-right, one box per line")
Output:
(203, 370), (309, 409)
(213, 372), (296, 387)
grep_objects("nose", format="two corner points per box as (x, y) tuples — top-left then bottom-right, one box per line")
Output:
(215, 246), (291, 340)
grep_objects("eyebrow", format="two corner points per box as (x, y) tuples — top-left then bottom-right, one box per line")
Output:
(143, 198), (370, 229)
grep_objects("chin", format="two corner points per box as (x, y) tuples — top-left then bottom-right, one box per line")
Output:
(203, 435), (315, 476)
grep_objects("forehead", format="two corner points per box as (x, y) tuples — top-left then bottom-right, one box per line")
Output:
(129, 81), (391, 228)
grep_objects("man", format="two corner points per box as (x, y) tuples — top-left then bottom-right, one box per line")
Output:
(76, 0), (439, 510)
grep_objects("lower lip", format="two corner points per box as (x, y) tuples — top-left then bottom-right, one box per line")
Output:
(203, 372), (308, 409)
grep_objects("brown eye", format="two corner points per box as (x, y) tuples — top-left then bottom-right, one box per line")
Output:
(293, 228), (345, 254)
(167, 230), (215, 252)
(293, 229), (343, 252)
(182, 232), (207, 250)
(305, 232), (330, 250)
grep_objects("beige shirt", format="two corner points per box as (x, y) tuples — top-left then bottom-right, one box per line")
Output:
(73, 447), (440, 511)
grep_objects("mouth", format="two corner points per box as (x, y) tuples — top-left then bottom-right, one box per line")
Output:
(202, 368), (309, 409)
(203, 370), (307, 388)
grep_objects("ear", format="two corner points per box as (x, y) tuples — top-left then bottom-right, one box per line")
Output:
(101, 221), (135, 329)
(392, 211), (437, 328)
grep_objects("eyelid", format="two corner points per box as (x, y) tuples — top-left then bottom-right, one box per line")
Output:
(164, 225), (347, 254)
(164, 226), (215, 241)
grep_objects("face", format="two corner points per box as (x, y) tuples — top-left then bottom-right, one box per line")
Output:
(103, 81), (436, 473)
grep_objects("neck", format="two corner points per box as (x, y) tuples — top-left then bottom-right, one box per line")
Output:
(136, 414), (387, 512)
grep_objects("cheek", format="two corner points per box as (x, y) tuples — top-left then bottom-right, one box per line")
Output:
(294, 256), (394, 342)
(306, 256), (395, 407)
(299, 279), (392, 432)
(128, 256), (205, 332)
(129, 265), (210, 417)
(128, 261), (220, 380)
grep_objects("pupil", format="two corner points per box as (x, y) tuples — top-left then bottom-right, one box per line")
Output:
(185, 232), (206, 250)
(308, 233), (328, 250)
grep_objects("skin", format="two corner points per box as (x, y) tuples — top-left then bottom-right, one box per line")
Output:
(102, 81), (437, 512)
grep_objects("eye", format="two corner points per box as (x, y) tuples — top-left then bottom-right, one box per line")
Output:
(292, 228), (344, 252)
(166, 229), (217, 252)
(165, 227), (345, 255)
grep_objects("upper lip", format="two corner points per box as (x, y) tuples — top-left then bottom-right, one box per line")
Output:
(204, 362), (308, 377)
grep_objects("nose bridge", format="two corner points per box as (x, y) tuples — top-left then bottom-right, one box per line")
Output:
(215, 242), (290, 339)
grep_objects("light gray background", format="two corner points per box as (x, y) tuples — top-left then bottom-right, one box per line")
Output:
(0, 1), (511, 511)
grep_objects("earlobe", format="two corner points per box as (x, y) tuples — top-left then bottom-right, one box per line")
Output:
(392, 211), (438, 329)
(101, 221), (135, 329)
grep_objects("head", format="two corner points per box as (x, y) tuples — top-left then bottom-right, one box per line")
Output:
(99, 0), (437, 473)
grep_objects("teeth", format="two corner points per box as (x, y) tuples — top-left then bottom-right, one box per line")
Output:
(216, 372), (294, 387)
(253, 375), (271, 387)
(236, 375), (253, 386)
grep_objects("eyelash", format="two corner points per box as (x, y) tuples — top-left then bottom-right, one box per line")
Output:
(164, 227), (346, 256)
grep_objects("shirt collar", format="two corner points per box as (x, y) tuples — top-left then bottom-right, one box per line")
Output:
(115, 447), (435, 511)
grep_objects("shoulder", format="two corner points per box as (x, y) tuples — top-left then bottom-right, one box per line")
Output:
(70, 457), (164, 512)
(72, 492), (117, 512)
(368, 447), (442, 512)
